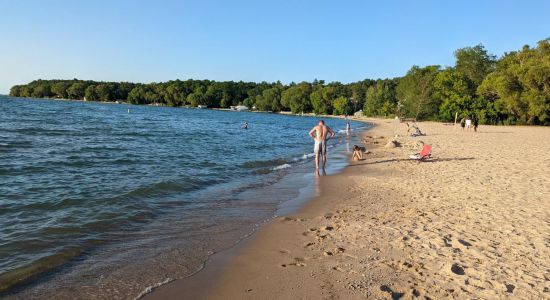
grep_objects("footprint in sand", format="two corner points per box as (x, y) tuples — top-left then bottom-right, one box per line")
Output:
(280, 262), (306, 267)
(380, 285), (405, 300)
(458, 239), (473, 247)
(451, 263), (465, 275)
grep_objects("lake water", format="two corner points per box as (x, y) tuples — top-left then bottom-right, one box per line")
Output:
(0, 96), (368, 299)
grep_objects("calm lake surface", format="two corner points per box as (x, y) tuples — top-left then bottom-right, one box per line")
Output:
(0, 96), (368, 298)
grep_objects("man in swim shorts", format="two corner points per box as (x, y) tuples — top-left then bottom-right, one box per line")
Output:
(309, 120), (335, 172)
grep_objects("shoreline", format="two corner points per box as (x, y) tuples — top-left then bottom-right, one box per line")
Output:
(143, 118), (381, 299)
(145, 118), (550, 299)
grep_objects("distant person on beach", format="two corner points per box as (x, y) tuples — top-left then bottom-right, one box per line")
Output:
(460, 117), (466, 130)
(309, 120), (335, 173)
(410, 123), (424, 137)
(465, 117), (472, 132)
(473, 116), (479, 132)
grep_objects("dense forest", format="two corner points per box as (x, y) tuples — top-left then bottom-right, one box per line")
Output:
(9, 38), (550, 125)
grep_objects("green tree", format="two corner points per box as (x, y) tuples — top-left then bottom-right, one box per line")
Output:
(332, 96), (352, 115)
(365, 79), (398, 117)
(84, 85), (99, 101)
(478, 39), (550, 124)
(455, 44), (497, 86)
(51, 82), (71, 98)
(9, 85), (21, 97)
(396, 66), (440, 119)
(433, 69), (476, 121)
(256, 86), (282, 111)
(281, 82), (312, 113)
(67, 82), (86, 100)
(95, 84), (112, 101)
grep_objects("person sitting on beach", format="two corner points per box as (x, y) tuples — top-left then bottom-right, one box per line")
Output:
(352, 145), (365, 161)
(410, 122), (424, 137)
(309, 120), (335, 173)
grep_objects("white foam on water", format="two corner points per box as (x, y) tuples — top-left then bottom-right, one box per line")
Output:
(272, 163), (292, 171)
(302, 153), (315, 159)
(134, 277), (173, 300)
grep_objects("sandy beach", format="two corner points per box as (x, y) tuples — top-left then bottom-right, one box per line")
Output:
(147, 119), (550, 299)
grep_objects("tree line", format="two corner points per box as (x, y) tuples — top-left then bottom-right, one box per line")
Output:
(9, 38), (549, 125)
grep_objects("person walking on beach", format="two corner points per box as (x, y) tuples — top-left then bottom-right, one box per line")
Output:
(309, 120), (335, 173)
(473, 115), (479, 132)
(460, 117), (466, 131)
(465, 117), (472, 132)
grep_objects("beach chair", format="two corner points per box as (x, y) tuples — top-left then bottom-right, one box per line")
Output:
(409, 144), (432, 161)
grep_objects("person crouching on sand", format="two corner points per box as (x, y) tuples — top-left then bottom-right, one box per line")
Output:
(352, 145), (365, 161)
(309, 120), (335, 174)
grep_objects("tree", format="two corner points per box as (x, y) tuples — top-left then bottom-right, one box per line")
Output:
(67, 82), (86, 100)
(433, 69), (476, 121)
(478, 39), (550, 124)
(455, 44), (497, 86)
(365, 79), (398, 117)
(256, 86), (282, 111)
(9, 85), (21, 97)
(281, 82), (312, 113)
(84, 85), (99, 101)
(95, 84), (112, 101)
(31, 83), (52, 98)
(332, 96), (352, 115)
(51, 82), (71, 98)
(395, 66), (439, 119)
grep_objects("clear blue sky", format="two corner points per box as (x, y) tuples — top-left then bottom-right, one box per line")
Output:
(1, 0), (549, 94)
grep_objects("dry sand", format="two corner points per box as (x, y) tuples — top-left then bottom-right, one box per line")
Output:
(147, 119), (550, 300)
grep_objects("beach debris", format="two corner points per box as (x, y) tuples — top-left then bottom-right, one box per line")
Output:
(379, 285), (405, 299)
(505, 284), (515, 293)
(385, 139), (401, 148)
(451, 263), (465, 275)
(403, 140), (424, 149)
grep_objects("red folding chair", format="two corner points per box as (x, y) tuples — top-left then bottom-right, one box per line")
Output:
(410, 144), (432, 161)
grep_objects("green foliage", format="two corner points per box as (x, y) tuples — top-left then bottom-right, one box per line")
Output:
(364, 79), (398, 117)
(7, 38), (549, 125)
(433, 69), (476, 121)
(67, 82), (86, 100)
(280, 82), (312, 113)
(478, 39), (550, 124)
(455, 44), (497, 86)
(51, 82), (71, 98)
(255, 86), (282, 111)
(332, 96), (352, 115)
(396, 66), (440, 119)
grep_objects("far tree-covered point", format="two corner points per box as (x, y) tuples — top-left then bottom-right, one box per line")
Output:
(9, 38), (550, 125)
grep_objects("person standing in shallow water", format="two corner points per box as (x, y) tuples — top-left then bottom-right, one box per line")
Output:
(309, 120), (335, 174)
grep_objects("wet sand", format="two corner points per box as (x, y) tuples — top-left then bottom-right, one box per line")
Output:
(146, 119), (550, 299)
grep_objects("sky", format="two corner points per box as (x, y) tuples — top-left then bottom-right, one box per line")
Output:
(0, 0), (549, 94)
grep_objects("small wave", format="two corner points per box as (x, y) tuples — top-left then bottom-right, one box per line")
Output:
(272, 163), (291, 171)
(134, 278), (173, 300)
(241, 158), (288, 169)
(302, 153), (315, 159)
